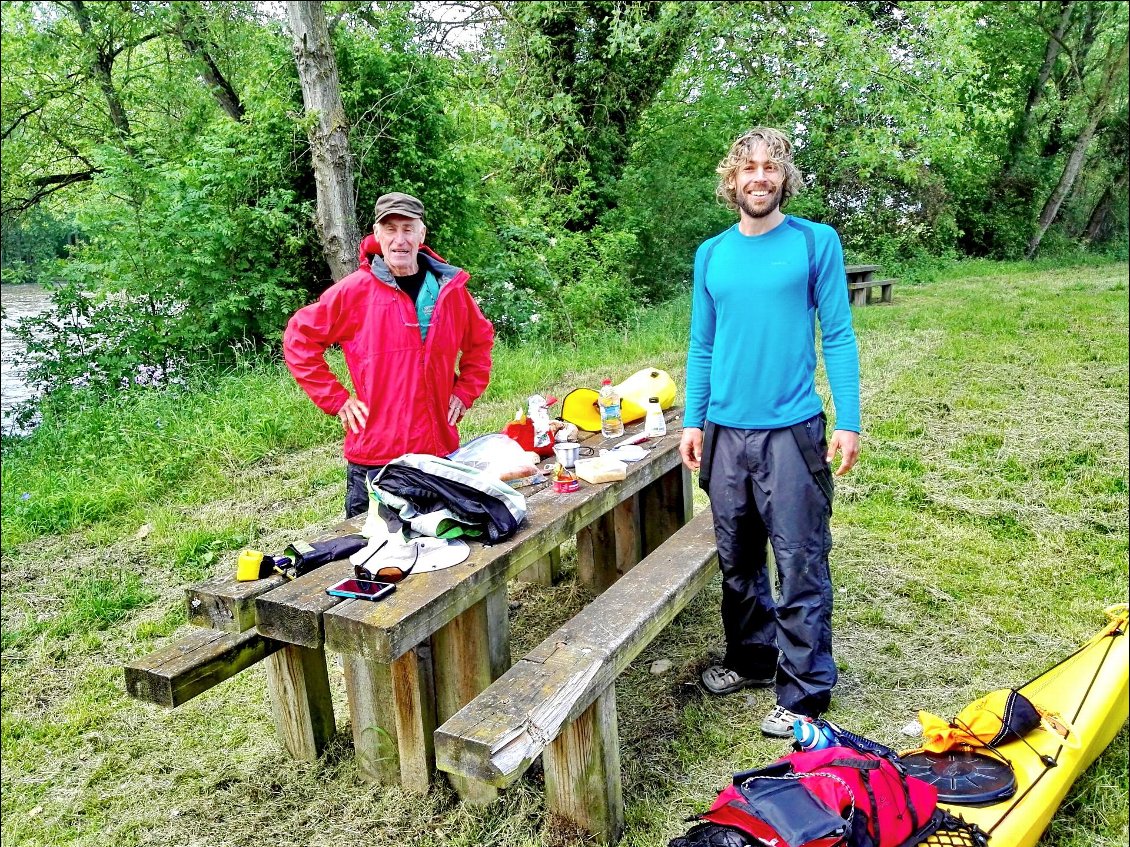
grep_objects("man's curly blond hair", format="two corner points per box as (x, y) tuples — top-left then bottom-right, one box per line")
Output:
(716, 126), (803, 212)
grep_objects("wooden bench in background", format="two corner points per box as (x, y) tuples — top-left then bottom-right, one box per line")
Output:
(434, 507), (718, 845)
(845, 263), (896, 306)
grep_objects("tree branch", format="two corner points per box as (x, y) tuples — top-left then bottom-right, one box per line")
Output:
(171, 4), (245, 121)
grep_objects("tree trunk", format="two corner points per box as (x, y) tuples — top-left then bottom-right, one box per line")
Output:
(173, 3), (245, 122)
(286, 0), (360, 282)
(1004, 1), (1074, 174)
(1027, 38), (1129, 258)
(1082, 168), (1128, 243)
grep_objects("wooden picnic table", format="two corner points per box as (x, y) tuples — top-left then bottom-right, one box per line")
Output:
(173, 408), (691, 797)
(844, 263), (895, 306)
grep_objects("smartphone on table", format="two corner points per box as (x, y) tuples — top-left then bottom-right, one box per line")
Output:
(326, 577), (396, 602)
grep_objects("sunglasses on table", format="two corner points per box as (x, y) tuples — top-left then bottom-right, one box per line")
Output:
(352, 539), (419, 583)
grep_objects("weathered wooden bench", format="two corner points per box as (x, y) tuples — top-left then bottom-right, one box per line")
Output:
(123, 515), (366, 760)
(848, 278), (895, 306)
(124, 626), (283, 707)
(434, 506), (717, 844)
(844, 263), (895, 306)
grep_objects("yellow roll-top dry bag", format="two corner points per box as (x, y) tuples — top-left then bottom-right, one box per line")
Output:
(561, 368), (677, 433)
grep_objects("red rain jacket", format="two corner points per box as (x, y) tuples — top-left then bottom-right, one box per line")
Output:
(284, 235), (494, 466)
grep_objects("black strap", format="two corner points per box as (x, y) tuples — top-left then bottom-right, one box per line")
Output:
(860, 770), (881, 846)
(789, 421), (834, 507)
(829, 758), (879, 770)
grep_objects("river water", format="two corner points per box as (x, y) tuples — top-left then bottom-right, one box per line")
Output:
(1, 283), (53, 435)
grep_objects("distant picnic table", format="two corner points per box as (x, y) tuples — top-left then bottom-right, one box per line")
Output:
(845, 264), (895, 306)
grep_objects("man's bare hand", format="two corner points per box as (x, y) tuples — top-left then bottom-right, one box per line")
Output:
(826, 429), (860, 476)
(337, 397), (369, 435)
(448, 394), (467, 426)
(680, 427), (703, 471)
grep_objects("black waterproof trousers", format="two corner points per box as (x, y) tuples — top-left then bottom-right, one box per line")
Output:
(346, 462), (383, 518)
(701, 414), (836, 717)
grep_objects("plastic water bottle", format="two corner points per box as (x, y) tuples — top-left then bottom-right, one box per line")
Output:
(644, 396), (666, 437)
(794, 718), (836, 752)
(598, 378), (624, 437)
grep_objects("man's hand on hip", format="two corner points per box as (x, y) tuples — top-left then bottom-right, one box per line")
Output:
(827, 429), (860, 476)
(680, 427), (703, 471)
(337, 397), (369, 435)
(448, 394), (467, 426)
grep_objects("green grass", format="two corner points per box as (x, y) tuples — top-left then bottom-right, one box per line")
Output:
(1, 258), (1127, 847)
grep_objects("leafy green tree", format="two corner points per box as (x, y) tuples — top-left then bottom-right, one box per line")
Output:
(617, 1), (994, 295)
(332, 4), (477, 263)
(492, 1), (698, 232)
(966, 1), (1129, 257)
(3, 1), (320, 395)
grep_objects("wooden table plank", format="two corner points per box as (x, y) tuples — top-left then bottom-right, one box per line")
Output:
(321, 417), (686, 664)
(253, 422), (628, 647)
(255, 559), (356, 648)
(185, 514), (364, 633)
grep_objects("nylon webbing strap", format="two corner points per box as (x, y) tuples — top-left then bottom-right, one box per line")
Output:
(789, 422), (834, 508)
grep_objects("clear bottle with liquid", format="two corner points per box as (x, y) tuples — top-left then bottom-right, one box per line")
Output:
(644, 395), (666, 437)
(598, 378), (624, 437)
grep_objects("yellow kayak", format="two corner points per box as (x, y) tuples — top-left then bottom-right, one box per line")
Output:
(913, 605), (1128, 847)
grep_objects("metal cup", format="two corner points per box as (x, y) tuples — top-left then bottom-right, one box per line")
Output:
(553, 441), (580, 469)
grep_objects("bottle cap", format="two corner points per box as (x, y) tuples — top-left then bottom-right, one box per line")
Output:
(649, 396), (659, 403)
(601, 378), (612, 385)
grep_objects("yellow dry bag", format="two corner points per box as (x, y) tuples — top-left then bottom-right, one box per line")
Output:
(561, 368), (677, 433)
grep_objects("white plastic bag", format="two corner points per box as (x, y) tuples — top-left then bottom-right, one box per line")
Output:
(448, 434), (539, 481)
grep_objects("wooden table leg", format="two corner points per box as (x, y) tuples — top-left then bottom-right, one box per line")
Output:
(613, 494), (642, 577)
(577, 492), (645, 592)
(341, 643), (439, 792)
(265, 644), (336, 761)
(516, 545), (562, 586)
(342, 652), (401, 784)
(543, 685), (624, 845)
(640, 464), (692, 556)
(485, 581), (511, 681)
(577, 509), (619, 592)
(432, 591), (503, 804)
(389, 644), (438, 793)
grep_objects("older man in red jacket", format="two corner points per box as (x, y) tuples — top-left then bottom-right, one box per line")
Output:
(284, 192), (495, 518)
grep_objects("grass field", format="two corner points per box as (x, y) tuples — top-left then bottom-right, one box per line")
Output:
(1, 260), (1127, 846)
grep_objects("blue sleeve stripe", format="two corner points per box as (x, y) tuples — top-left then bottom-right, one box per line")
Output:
(785, 217), (817, 309)
(700, 232), (725, 282)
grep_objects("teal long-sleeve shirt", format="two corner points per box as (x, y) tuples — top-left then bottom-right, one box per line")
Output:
(683, 216), (861, 433)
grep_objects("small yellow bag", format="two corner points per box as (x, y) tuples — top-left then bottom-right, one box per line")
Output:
(917, 688), (1074, 753)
